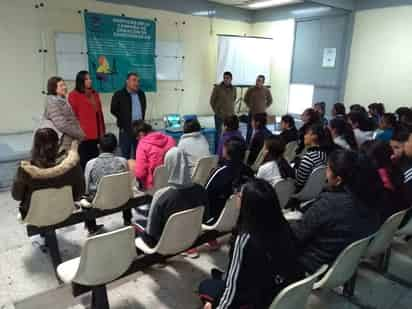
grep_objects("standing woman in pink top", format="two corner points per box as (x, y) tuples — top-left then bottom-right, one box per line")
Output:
(128, 120), (175, 190)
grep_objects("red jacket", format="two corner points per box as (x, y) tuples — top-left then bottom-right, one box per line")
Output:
(68, 90), (105, 141)
(135, 132), (176, 189)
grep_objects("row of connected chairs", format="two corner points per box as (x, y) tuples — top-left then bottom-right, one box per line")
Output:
(56, 195), (240, 309)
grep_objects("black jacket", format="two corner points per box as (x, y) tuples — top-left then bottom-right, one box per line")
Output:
(110, 87), (147, 136)
(143, 184), (208, 248)
(205, 162), (254, 224)
(247, 127), (272, 166)
(216, 231), (303, 309)
(291, 189), (380, 273)
(280, 127), (298, 145)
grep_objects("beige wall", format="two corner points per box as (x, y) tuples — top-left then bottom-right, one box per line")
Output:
(344, 6), (412, 112)
(0, 0), (251, 133)
(251, 19), (295, 116)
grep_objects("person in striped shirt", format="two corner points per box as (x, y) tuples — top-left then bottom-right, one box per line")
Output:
(198, 179), (303, 309)
(295, 124), (333, 191)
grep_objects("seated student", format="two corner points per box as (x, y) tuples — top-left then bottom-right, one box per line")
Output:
(247, 112), (272, 166)
(350, 104), (368, 114)
(199, 179), (304, 309)
(348, 111), (374, 146)
(291, 150), (381, 274)
(376, 113), (397, 142)
(206, 137), (254, 225)
(296, 108), (321, 155)
(279, 114), (298, 145)
(329, 117), (358, 151)
(401, 126), (412, 207)
(390, 126), (410, 163)
(129, 120), (175, 190)
(295, 124), (332, 191)
(361, 140), (407, 221)
(396, 108), (412, 127)
(178, 118), (210, 173)
(12, 128), (85, 219)
(217, 115), (244, 159)
(314, 101), (328, 127)
(83, 133), (131, 233)
(135, 147), (208, 248)
(257, 135), (294, 186)
(368, 102), (385, 128)
(331, 102), (346, 118)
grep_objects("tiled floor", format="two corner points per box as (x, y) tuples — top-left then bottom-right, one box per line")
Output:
(1, 191), (412, 309)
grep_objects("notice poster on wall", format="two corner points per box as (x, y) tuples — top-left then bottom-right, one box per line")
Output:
(84, 12), (156, 92)
(322, 48), (337, 68)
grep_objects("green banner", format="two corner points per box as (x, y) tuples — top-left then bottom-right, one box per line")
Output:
(84, 12), (156, 93)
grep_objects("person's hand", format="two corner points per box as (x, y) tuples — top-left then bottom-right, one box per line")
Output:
(203, 302), (213, 309)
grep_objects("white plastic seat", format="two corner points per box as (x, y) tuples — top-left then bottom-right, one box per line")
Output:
(274, 178), (296, 209)
(269, 265), (328, 309)
(135, 207), (204, 255)
(152, 164), (169, 193)
(251, 148), (265, 172)
(284, 141), (298, 163)
(365, 209), (408, 259)
(192, 156), (218, 186)
(313, 234), (375, 292)
(202, 196), (239, 232)
(56, 227), (136, 309)
(24, 186), (75, 227)
(293, 166), (326, 202)
(83, 172), (132, 210)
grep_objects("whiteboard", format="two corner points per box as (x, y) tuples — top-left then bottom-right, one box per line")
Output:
(55, 33), (183, 82)
(156, 41), (184, 81)
(55, 33), (88, 80)
(216, 35), (273, 86)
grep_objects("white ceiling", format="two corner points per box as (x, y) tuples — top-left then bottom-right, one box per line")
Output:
(209, 0), (304, 10)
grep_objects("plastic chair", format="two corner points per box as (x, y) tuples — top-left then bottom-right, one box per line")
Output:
(83, 172), (132, 210)
(364, 209), (408, 272)
(202, 196), (239, 232)
(293, 166), (327, 202)
(251, 148), (265, 172)
(192, 156), (218, 186)
(269, 265), (328, 309)
(243, 150), (250, 164)
(56, 227), (136, 309)
(274, 178), (296, 209)
(152, 164), (169, 193)
(135, 207), (204, 255)
(24, 186), (75, 227)
(284, 141), (298, 163)
(396, 209), (412, 236)
(313, 234), (375, 297)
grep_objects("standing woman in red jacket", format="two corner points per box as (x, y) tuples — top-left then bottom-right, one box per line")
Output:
(68, 71), (106, 169)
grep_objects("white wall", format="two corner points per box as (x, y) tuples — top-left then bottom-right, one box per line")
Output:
(0, 0), (251, 133)
(344, 6), (412, 112)
(251, 19), (296, 116)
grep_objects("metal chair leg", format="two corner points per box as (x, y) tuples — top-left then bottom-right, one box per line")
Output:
(91, 285), (110, 309)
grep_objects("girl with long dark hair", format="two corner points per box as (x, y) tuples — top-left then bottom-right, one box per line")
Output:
(257, 135), (294, 186)
(12, 128), (85, 219)
(68, 70), (106, 169)
(291, 150), (382, 273)
(329, 117), (358, 150)
(199, 179), (303, 308)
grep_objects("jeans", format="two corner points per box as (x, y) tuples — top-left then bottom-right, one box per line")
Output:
(119, 129), (137, 159)
(214, 115), (223, 153)
(246, 112), (253, 145)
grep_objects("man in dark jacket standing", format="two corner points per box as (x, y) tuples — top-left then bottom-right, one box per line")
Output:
(111, 72), (147, 159)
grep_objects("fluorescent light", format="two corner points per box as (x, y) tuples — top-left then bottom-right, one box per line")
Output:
(291, 7), (332, 15)
(192, 10), (216, 16)
(247, 0), (303, 9)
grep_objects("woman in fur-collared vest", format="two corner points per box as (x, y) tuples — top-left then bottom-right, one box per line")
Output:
(12, 128), (85, 219)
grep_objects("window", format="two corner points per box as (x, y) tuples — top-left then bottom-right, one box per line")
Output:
(288, 83), (314, 115)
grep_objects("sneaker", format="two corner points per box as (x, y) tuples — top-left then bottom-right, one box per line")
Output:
(87, 224), (104, 237)
(206, 239), (220, 251)
(182, 248), (199, 259)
